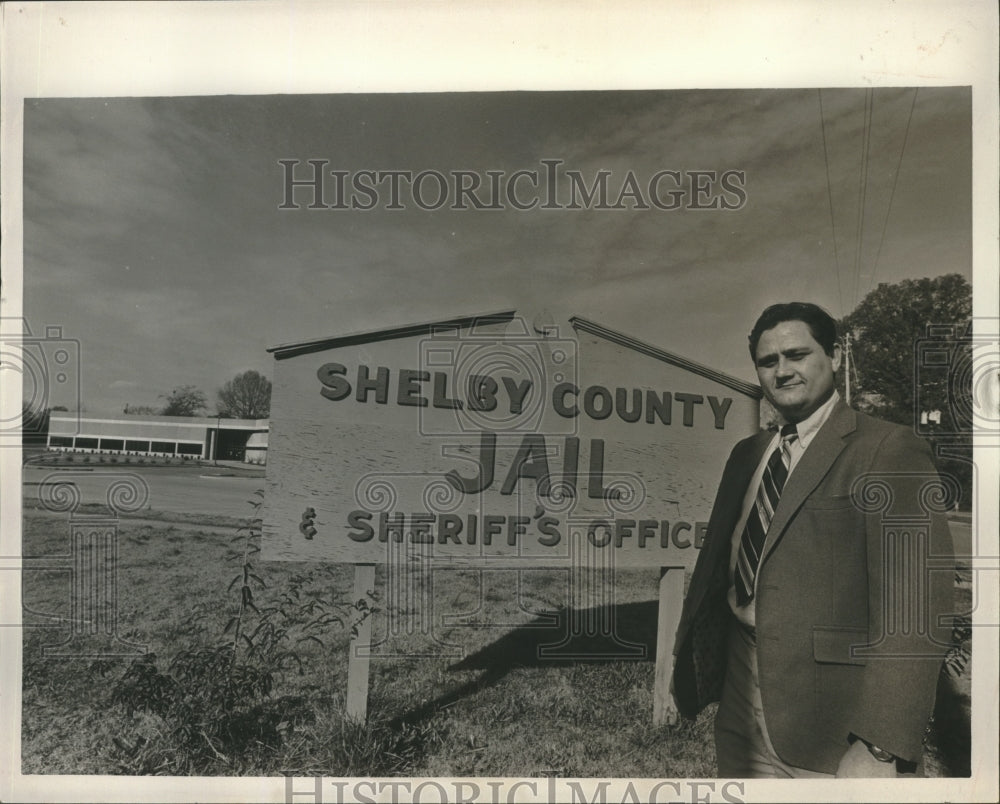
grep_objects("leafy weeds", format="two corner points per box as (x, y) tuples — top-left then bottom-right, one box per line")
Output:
(106, 490), (345, 773)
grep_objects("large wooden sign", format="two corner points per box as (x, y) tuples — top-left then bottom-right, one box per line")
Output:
(262, 310), (760, 569)
(262, 309), (761, 724)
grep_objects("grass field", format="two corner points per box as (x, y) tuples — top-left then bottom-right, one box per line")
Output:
(20, 507), (970, 778)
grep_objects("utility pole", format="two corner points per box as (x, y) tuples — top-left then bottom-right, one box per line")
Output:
(844, 331), (851, 406)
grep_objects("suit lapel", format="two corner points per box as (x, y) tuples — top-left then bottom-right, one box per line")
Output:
(759, 401), (857, 564)
(704, 434), (770, 578)
(682, 431), (772, 626)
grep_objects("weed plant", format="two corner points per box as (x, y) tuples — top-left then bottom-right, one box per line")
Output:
(107, 491), (350, 773)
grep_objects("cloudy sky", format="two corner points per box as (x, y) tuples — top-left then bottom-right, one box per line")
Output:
(23, 88), (970, 416)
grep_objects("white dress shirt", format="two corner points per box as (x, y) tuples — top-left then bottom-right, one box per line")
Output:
(727, 391), (841, 628)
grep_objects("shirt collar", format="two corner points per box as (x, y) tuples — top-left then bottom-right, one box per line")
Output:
(783, 390), (840, 450)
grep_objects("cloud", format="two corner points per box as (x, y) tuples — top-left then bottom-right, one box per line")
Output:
(22, 90), (971, 415)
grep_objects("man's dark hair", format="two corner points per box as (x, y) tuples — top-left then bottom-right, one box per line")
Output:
(748, 302), (838, 360)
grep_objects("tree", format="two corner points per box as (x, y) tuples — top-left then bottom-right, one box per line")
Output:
(217, 370), (272, 419)
(839, 274), (972, 425)
(160, 385), (208, 417)
(839, 273), (973, 507)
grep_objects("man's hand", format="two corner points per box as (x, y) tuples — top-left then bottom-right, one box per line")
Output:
(835, 739), (898, 778)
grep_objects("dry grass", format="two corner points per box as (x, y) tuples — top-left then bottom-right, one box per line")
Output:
(20, 510), (968, 778)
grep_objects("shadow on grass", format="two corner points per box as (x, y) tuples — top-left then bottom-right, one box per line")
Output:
(389, 601), (658, 730)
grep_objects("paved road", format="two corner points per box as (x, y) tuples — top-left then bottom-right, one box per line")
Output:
(20, 464), (976, 557)
(22, 465), (264, 520)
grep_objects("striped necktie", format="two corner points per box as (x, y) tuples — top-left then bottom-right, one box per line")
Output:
(735, 423), (798, 606)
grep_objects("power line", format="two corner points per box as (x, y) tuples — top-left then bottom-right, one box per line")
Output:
(867, 87), (919, 296)
(818, 89), (845, 317)
(852, 88), (874, 307)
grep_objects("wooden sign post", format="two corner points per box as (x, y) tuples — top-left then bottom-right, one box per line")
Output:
(653, 568), (686, 725)
(345, 563), (375, 724)
(262, 310), (760, 725)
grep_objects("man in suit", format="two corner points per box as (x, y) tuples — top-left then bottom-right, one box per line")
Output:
(671, 302), (955, 778)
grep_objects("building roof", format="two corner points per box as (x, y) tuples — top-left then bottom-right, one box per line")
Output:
(267, 309), (762, 400)
(268, 310), (518, 360)
(48, 414), (269, 430)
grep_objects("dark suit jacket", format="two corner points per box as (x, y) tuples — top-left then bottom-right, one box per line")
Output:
(672, 401), (955, 773)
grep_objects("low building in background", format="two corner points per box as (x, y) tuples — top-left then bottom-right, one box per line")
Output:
(46, 414), (269, 464)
